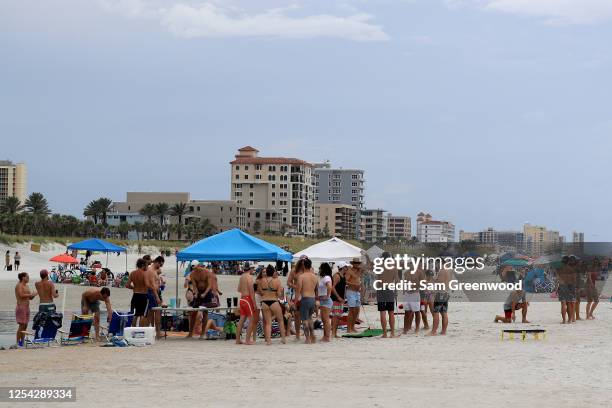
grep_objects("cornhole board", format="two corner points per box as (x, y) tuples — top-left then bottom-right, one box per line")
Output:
(501, 329), (546, 341)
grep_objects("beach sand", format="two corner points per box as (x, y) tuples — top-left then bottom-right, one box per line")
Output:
(1, 244), (611, 407)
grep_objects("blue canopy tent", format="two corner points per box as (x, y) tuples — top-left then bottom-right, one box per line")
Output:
(67, 238), (128, 271)
(175, 229), (292, 306)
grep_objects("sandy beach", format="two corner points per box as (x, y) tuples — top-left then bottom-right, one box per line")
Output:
(1, 244), (611, 407)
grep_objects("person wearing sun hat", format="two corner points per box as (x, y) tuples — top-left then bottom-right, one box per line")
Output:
(331, 261), (349, 338)
(345, 257), (363, 333)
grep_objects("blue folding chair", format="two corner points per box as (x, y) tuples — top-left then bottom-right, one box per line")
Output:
(102, 310), (134, 340)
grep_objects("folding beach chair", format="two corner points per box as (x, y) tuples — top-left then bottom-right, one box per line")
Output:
(101, 310), (134, 340)
(59, 314), (94, 345)
(22, 311), (63, 348)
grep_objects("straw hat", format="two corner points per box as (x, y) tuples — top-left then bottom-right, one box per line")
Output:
(350, 257), (362, 264)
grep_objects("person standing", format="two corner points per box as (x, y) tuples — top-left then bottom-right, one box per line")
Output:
(585, 258), (600, 320)
(429, 266), (451, 336)
(345, 258), (363, 334)
(145, 256), (164, 339)
(296, 258), (318, 344)
(5, 250), (10, 270)
(377, 252), (398, 338)
(317, 262), (333, 342)
(126, 258), (149, 327)
(258, 264), (287, 345)
(236, 264), (256, 345)
(330, 262), (347, 339)
(15, 272), (37, 346)
(14, 251), (21, 271)
(287, 258), (305, 340)
(35, 269), (58, 312)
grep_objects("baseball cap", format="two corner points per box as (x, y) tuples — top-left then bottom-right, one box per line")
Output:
(336, 261), (349, 269)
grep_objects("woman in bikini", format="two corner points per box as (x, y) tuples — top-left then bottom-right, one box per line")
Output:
(257, 264), (286, 345)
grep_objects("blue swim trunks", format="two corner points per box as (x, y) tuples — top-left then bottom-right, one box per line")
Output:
(346, 289), (361, 308)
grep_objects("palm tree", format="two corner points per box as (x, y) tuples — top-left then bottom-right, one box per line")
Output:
(155, 202), (170, 226)
(133, 221), (143, 241)
(170, 202), (188, 239)
(1, 196), (23, 214)
(139, 203), (156, 223)
(96, 197), (113, 226)
(24, 192), (51, 215)
(83, 200), (101, 224)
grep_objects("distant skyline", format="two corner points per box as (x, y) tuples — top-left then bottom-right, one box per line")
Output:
(2, 1), (611, 240)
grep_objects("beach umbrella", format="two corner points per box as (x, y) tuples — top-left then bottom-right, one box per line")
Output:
(502, 258), (530, 267)
(49, 254), (79, 264)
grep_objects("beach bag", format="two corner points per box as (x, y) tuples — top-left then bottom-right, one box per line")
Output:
(223, 320), (236, 339)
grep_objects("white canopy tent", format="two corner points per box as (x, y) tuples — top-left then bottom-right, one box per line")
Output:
(292, 237), (364, 263)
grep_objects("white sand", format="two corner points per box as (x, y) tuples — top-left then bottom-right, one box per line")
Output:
(0, 244), (611, 407)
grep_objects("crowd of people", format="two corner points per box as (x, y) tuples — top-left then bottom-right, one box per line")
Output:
(11, 249), (610, 347)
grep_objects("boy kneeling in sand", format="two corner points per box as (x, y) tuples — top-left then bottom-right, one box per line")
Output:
(495, 289), (529, 323)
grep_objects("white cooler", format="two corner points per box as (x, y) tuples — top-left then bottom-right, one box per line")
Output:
(123, 327), (156, 346)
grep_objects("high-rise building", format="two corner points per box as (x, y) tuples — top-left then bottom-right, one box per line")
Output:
(386, 214), (411, 239)
(523, 223), (563, 255)
(572, 231), (584, 243)
(416, 212), (455, 242)
(459, 227), (523, 249)
(230, 146), (315, 236)
(313, 161), (365, 210)
(360, 209), (387, 242)
(314, 203), (358, 239)
(0, 160), (27, 206)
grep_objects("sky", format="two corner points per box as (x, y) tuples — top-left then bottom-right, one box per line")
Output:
(1, 0), (611, 240)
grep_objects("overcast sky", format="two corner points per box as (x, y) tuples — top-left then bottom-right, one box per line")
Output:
(1, 0), (611, 240)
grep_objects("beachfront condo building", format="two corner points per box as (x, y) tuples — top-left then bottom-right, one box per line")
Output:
(230, 146), (315, 236)
(360, 208), (387, 242)
(416, 212), (455, 242)
(386, 214), (412, 239)
(523, 223), (563, 255)
(0, 160), (27, 206)
(459, 227), (523, 249)
(314, 203), (358, 240)
(109, 192), (246, 239)
(313, 161), (365, 209)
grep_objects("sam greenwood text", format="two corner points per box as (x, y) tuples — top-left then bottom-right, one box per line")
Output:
(373, 280), (523, 292)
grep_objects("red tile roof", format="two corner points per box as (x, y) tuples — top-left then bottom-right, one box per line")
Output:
(238, 146), (259, 152)
(230, 157), (312, 165)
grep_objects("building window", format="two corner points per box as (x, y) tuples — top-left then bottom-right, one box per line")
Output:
(245, 165), (249, 170)
(249, 200), (253, 205)
(235, 174), (239, 180)
(244, 174), (249, 180)
(235, 165), (240, 170)
(255, 165), (262, 170)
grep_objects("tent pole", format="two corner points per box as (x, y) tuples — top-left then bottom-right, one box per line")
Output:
(175, 257), (180, 307)
(106, 252), (109, 268)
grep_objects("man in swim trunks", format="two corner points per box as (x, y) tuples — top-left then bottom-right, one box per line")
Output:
(345, 257), (363, 334)
(401, 266), (425, 335)
(236, 263), (256, 344)
(377, 252), (398, 338)
(557, 256), (577, 324)
(494, 289), (529, 323)
(188, 265), (212, 338)
(15, 272), (37, 346)
(35, 269), (58, 313)
(287, 258), (305, 339)
(145, 256), (164, 339)
(430, 265), (451, 336)
(81, 287), (112, 340)
(331, 261), (348, 338)
(296, 258), (318, 344)
(127, 258), (149, 327)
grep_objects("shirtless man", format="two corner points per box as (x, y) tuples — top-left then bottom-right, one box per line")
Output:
(15, 272), (37, 346)
(377, 252), (398, 338)
(145, 256), (164, 338)
(236, 264), (256, 345)
(188, 265), (212, 338)
(345, 258), (363, 334)
(35, 269), (59, 313)
(401, 266), (425, 335)
(127, 258), (149, 327)
(430, 265), (451, 336)
(557, 256), (577, 324)
(81, 287), (112, 340)
(296, 258), (318, 344)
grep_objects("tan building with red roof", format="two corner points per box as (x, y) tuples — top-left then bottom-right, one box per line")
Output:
(230, 146), (315, 236)
(416, 212), (455, 242)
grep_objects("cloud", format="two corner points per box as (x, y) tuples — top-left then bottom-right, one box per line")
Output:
(99, 1), (389, 41)
(447, 0), (612, 25)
